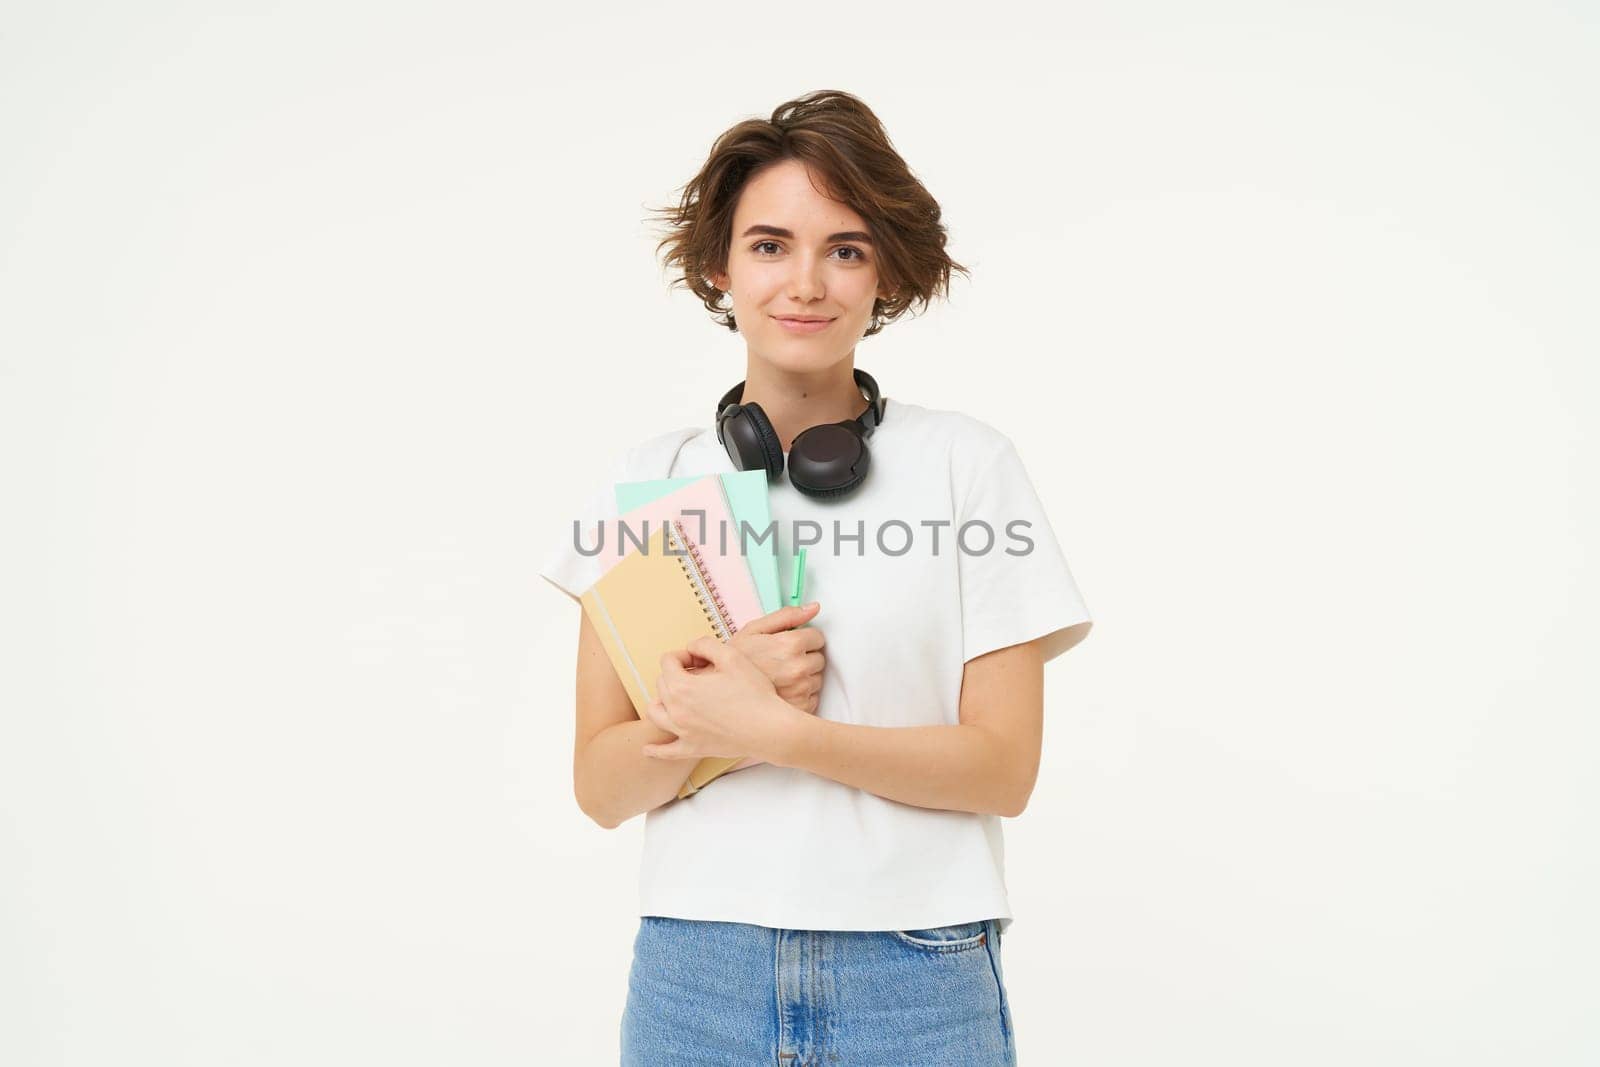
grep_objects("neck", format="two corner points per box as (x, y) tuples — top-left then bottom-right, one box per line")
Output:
(738, 354), (868, 453)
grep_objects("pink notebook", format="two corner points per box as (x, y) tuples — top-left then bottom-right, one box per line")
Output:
(597, 476), (769, 778)
(597, 476), (766, 630)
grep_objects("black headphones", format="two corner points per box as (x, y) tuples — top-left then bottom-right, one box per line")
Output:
(715, 368), (888, 499)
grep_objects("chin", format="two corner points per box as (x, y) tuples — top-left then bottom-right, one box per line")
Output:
(755, 340), (852, 374)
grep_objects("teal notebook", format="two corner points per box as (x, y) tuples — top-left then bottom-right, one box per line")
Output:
(615, 470), (784, 614)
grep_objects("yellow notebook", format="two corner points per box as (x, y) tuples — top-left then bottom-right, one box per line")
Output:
(578, 520), (748, 799)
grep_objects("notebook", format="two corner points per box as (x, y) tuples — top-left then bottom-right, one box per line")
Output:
(578, 517), (764, 799)
(608, 472), (785, 795)
(615, 470), (785, 615)
(599, 474), (767, 631)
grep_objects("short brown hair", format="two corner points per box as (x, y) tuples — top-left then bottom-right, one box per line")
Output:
(648, 90), (968, 337)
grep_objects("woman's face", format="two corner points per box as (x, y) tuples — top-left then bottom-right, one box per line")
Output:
(711, 159), (889, 374)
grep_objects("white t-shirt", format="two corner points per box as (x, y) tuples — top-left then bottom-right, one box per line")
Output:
(538, 398), (1093, 936)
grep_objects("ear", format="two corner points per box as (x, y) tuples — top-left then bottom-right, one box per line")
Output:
(711, 269), (730, 292)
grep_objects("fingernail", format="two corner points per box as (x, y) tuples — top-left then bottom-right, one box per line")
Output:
(804, 601), (819, 609)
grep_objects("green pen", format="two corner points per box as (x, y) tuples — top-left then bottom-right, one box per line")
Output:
(787, 547), (808, 608)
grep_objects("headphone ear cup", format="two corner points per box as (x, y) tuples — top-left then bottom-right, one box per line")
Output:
(786, 423), (871, 499)
(724, 402), (785, 480)
(795, 447), (870, 499)
(793, 468), (867, 499)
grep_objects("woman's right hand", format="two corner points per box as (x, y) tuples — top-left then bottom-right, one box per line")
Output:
(726, 602), (826, 715)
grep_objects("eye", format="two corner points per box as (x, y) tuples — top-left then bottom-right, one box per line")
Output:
(752, 240), (781, 255)
(834, 246), (867, 262)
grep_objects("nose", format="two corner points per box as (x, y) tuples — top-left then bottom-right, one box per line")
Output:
(786, 253), (823, 303)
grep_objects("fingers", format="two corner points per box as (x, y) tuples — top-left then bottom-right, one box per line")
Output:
(787, 627), (826, 653)
(739, 601), (821, 635)
(658, 648), (697, 678)
(772, 649), (825, 690)
(687, 634), (731, 667)
(642, 700), (696, 759)
(778, 670), (823, 702)
(643, 698), (677, 734)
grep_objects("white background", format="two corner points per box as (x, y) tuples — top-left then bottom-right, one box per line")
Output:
(3, 2), (1595, 1064)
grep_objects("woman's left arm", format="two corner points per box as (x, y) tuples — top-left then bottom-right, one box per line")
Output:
(772, 638), (1045, 817)
(642, 634), (1045, 818)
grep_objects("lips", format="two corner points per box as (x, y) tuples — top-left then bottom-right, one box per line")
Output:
(773, 315), (835, 334)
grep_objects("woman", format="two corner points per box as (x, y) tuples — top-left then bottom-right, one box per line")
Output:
(540, 90), (1093, 1065)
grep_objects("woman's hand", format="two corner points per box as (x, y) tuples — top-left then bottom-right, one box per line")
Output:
(642, 636), (807, 765)
(728, 602), (826, 715)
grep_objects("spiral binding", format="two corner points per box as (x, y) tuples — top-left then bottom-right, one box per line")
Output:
(669, 518), (737, 640)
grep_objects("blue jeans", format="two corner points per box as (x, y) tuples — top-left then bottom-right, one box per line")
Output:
(619, 916), (1016, 1065)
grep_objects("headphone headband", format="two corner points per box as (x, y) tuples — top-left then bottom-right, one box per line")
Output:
(716, 368), (884, 437)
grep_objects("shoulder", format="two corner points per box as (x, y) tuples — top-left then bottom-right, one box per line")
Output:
(614, 425), (706, 481)
(887, 399), (1016, 469)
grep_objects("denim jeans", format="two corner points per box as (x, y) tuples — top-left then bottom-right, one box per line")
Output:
(619, 916), (1016, 1065)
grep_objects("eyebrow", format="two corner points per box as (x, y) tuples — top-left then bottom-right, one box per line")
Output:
(740, 224), (874, 244)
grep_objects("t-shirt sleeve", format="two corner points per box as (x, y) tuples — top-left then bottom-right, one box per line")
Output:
(956, 437), (1093, 666)
(537, 452), (632, 603)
